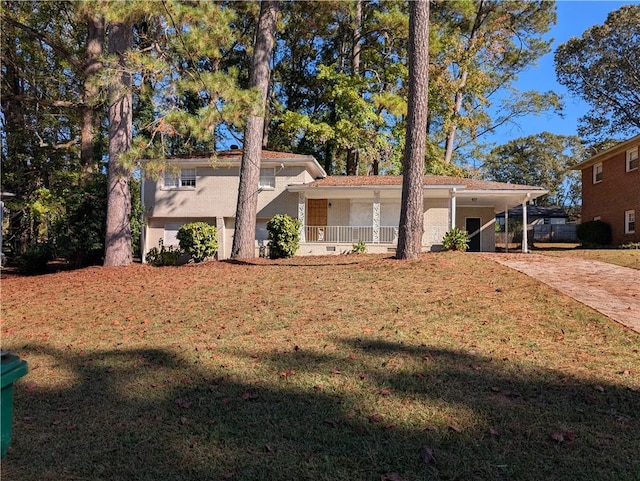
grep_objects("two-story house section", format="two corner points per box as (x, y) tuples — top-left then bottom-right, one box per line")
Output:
(141, 149), (327, 260)
(573, 134), (640, 245)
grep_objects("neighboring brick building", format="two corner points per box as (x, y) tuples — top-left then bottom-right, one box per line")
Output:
(573, 135), (640, 245)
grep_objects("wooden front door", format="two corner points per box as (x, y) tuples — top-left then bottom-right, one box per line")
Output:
(307, 199), (328, 241)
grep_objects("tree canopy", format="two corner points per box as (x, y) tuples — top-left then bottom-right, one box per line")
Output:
(483, 132), (583, 208)
(554, 4), (640, 142)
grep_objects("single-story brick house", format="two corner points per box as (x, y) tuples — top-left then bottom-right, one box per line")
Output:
(141, 149), (547, 259)
(572, 134), (639, 245)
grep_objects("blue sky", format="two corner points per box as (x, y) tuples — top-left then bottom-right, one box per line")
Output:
(488, 0), (636, 146)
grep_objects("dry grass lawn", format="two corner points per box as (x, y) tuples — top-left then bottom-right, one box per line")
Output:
(1, 253), (639, 481)
(536, 245), (640, 270)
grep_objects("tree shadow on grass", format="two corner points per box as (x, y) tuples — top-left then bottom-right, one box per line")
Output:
(3, 341), (639, 481)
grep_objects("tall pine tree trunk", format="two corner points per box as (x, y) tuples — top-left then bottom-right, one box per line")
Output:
(231, 0), (279, 259)
(80, 14), (105, 175)
(345, 0), (362, 176)
(104, 22), (133, 266)
(396, 0), (429, 260)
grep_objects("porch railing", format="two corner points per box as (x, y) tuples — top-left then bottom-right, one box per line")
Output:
(305, 226), (398, 244)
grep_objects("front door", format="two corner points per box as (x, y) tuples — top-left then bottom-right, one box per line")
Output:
(466, 217), (481, 252)
(307, 199), (328, 241)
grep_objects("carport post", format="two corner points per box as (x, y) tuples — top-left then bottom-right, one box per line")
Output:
(522, 194), (530, 253)
(504, 203), (509, 253)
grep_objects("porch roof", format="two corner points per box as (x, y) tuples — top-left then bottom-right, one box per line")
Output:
(288, 175), (545, 190)
(287, 175), (547, 208)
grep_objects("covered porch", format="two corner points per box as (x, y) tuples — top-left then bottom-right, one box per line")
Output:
(287, 176), (547, 254)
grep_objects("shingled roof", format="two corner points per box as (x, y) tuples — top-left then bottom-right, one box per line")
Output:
(300, 175), (545, 191)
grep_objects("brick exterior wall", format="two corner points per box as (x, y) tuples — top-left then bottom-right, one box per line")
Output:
(580, 139), (640, 245)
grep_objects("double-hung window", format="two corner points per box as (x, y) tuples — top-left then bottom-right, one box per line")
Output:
(259, 167), (276, 190)
(593, 162), (603, 183)
(625, 210), (635, 234)
(627, 147), (638, 172)
(164, 168), (196, 189)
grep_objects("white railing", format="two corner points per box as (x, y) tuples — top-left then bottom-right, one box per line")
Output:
(305, 226), (398, 244)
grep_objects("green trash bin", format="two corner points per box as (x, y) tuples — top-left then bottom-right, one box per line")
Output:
(1, 351), (28, 458)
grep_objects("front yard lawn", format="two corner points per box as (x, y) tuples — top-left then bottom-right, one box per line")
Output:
(536, 245), (640, 270)
(2, 253), (638, 481)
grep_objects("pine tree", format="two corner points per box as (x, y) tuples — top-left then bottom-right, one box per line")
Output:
(104, 21), (133, 266)
(231, 1), (279, 259)
(396, 0), (429, 260)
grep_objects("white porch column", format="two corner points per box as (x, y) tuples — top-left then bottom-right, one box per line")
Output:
(373, 191), (380, 243)
(522, 195), (530, 253)
(504, 204), (509, 253)
(449, 189), (457, 230)
(298, 192), (306, 243)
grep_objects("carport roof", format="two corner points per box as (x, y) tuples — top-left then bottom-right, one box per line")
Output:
(288, 175), (547, 208)
(289, 175), (546, 191)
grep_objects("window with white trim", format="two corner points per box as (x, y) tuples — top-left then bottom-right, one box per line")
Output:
(593, 162), (603, 183)
(163, 168), (196, 189)
(593, 216), (601, 221)
(259, 167), (276, 190)
(626, 147), (638, 172)
(625, 210), (635, 234)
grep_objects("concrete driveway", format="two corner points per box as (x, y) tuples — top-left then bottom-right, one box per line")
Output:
(484, 253), (640, 334)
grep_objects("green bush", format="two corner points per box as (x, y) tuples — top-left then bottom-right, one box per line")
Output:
(177, 222), (218, 262)
(442, 227), (469, 252)
(352, 240), (366, 254)
(576, 220), (612, 246)
(16, 242), (52, 275)
(267, 214), (301, 259)
(145, 240), (181, 266)
(620, 242), (640, 249)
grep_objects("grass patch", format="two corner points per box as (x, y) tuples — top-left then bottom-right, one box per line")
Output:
(2, 253), (639, 481)
(535, 244), (640, 270)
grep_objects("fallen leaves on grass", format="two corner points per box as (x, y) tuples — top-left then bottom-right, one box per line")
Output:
(381, 474), (403, 481)
(323, 418), (340, 428)
(241, 391), (259, 401)
(369, 413), (382, 423)
(175, 398), (192, 409)
(420, 445), (435, 464)
(551, 431), (576, 443)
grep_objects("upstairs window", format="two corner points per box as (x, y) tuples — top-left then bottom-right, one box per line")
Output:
(625, 210), (635, 234)
(593, 162), (603, 183)
(164, 168), (196, 189)
(259, 167), (276, 190)
(627, 147), (638, 172)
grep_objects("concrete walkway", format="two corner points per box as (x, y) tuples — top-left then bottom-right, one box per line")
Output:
(484, 253), (640, 334)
